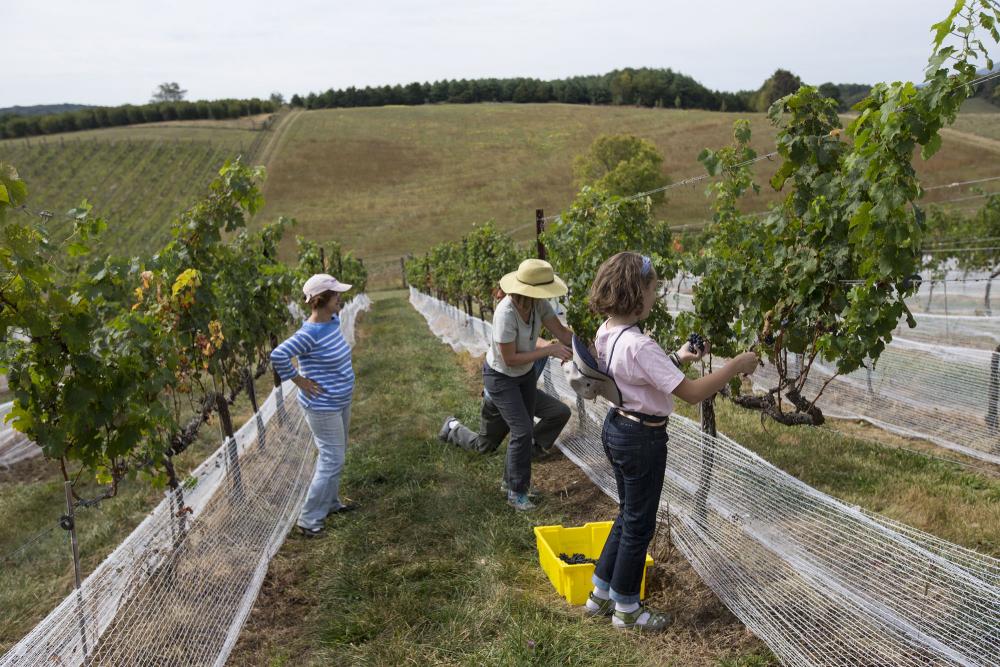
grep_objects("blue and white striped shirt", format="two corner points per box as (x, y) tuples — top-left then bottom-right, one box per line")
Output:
(270, 316), (354, 411)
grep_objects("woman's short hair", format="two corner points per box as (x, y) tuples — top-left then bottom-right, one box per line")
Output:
(307, 289), (339, 310)
(588, 252), (657, 317)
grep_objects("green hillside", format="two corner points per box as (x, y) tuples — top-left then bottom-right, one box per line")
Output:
(255, 104), (1000, 285)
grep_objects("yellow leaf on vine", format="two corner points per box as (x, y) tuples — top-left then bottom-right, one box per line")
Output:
(171, 268), (201, 297)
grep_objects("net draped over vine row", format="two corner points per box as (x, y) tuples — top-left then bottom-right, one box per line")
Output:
(410, 287), (999, 667)
(0, 295), (371, 667)
(663, 289), (1000, 465)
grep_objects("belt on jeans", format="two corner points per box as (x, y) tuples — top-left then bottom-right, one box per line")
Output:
(615, 408), (668, 427)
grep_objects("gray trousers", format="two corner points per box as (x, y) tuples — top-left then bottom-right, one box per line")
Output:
(448, 366), (571, 496)
(449, 389), (571, 455)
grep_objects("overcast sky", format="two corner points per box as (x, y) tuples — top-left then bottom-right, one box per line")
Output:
(2, 1), (964, 108)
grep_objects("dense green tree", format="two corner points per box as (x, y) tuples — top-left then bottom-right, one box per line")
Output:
(573, 134), (668, 203)
(686, 0), (1000, 426)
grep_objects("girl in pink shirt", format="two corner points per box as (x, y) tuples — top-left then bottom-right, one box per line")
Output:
(584, 252), (758, 632)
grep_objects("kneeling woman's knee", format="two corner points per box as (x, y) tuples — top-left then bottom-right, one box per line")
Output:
(553, 402), (571, 424)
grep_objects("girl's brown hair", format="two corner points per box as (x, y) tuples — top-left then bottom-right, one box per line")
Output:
(307, 289), (340, 310)
(588, 252), (657, 317)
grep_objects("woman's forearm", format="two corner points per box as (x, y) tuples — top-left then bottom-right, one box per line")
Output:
(500, 346), (550, 367)
(542, 316), (573, 347)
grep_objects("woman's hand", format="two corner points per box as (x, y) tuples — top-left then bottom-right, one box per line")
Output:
(293, 376), (324, 398)
(732, 352), (759, 376)
(545, 342), (572, 362)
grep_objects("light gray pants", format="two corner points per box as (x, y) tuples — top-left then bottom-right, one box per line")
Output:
(298, 404), (352, 530)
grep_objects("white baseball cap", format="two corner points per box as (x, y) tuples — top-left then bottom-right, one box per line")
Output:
(302, 274), (352, 302)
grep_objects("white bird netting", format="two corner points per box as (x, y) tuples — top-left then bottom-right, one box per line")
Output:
(0, 295), (373, 472)
(0, 401), (40, 468)
(410, 287), (1000, 667)
(339, 293), (372, 348)
(908, 268), (1000, 318)
(664, 289), (1000, 465)
(0, 294), (371, 667)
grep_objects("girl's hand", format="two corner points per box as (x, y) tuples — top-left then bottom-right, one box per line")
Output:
(293, 376), (324, 398)
(677, 340), (711, 364)
(546, 342), (572, 362)
(733, 352), (759, 376)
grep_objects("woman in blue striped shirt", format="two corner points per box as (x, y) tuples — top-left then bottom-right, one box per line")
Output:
(271, 274), (357, 537)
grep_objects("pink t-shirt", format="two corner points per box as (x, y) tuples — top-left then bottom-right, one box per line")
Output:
(595, 321), (686, 418)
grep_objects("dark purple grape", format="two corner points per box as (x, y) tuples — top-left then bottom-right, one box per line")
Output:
(558, 552), (598, 565)
(687, 332), (706, 354)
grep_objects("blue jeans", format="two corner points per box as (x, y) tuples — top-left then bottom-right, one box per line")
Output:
(298, 404), (352, 530)
(592, 408), (668, 604)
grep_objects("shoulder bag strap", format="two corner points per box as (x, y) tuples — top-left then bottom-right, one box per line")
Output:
(605, 324), (638, 379)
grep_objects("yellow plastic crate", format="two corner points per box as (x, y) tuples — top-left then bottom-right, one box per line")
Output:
(534, 521), (654, 605)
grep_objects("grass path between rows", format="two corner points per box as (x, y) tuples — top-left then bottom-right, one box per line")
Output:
(230, 295), (772, 666)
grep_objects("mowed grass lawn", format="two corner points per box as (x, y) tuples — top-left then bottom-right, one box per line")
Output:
(256, 104), (1000, 286)
(230, 295), (998, 665)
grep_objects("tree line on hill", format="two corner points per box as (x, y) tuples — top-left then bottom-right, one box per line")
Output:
(289, 68), (874, 114)
(6, 62), (995, 143)
(0, 103), (93, 117)
(0, 98), (279, 140)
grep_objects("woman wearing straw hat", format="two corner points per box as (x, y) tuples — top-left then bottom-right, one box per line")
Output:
(271, 274), (357, 537)
(440, 259), (574, 511)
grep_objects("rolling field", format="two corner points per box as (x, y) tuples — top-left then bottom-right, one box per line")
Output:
(255, 104), (1000, 285)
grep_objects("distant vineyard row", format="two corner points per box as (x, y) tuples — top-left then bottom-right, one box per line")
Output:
(1, 133), (270, 256)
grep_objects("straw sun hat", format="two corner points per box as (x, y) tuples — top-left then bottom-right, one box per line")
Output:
(499, 259), (568, 299)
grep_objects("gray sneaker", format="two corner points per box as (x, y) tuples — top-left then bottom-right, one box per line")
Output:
(612, 605), (673, 632)
(438, 416), (457, 443)
(500, 479), (540, 498)
(506, 490), (537, 511)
